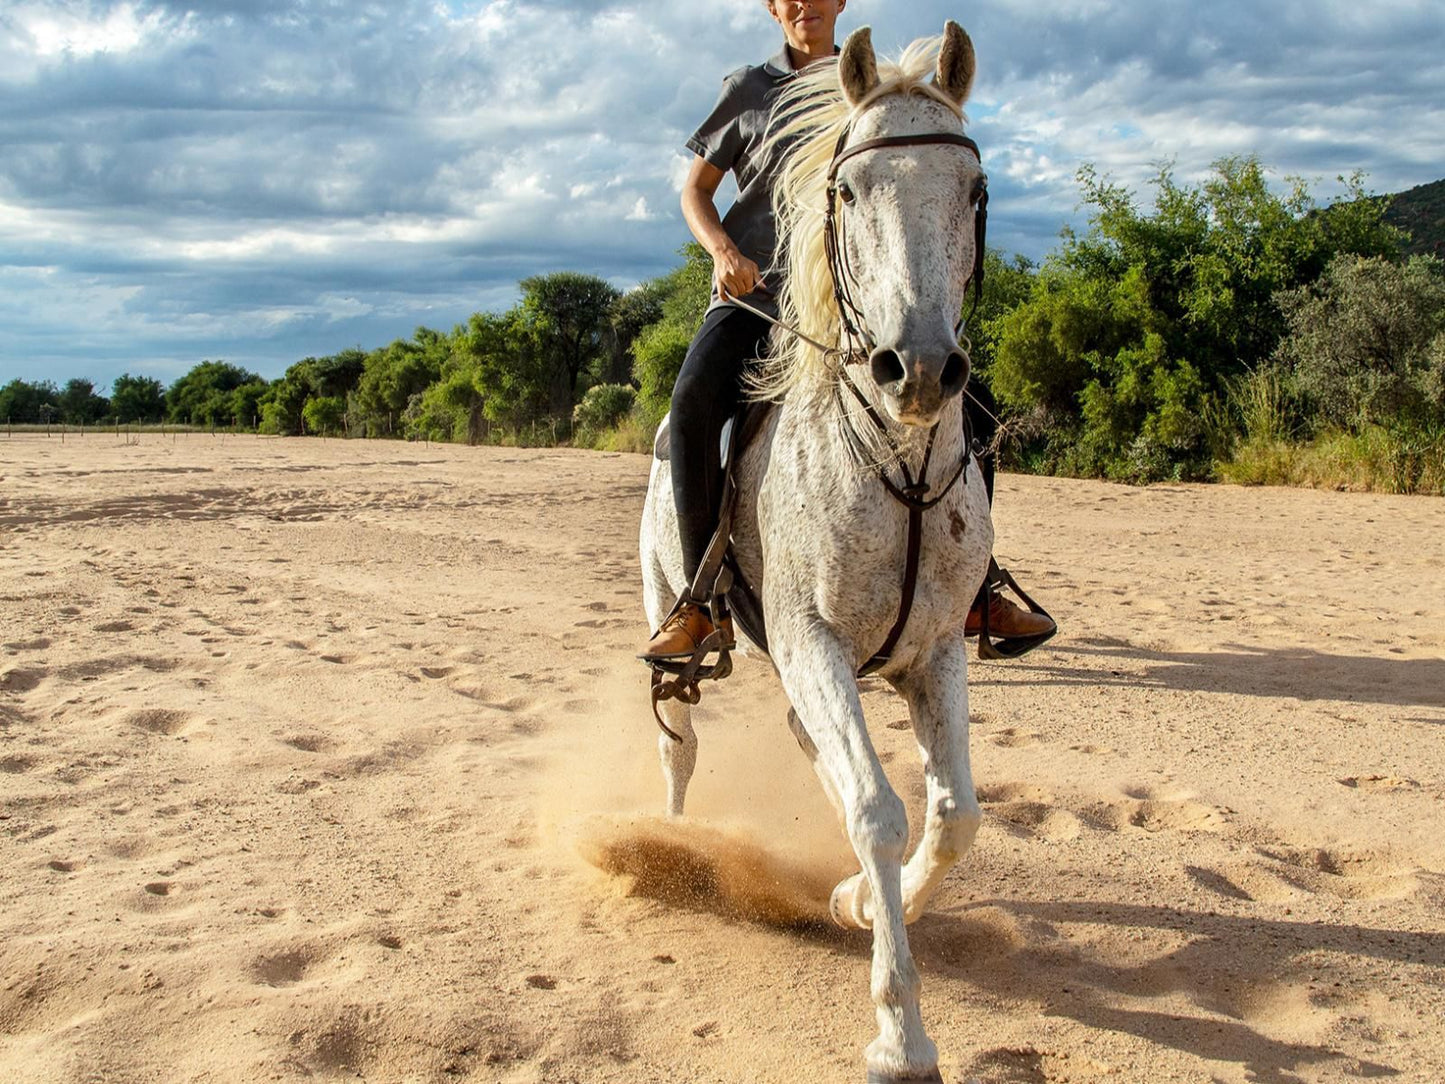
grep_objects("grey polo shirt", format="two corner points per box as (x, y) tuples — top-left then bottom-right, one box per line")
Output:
(686, 46), (808, 316)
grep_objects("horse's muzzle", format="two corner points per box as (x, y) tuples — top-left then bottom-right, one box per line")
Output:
(870, 344), (969, 425)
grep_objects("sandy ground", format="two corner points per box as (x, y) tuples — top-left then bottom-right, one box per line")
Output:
(1, 431), (1442, 1084)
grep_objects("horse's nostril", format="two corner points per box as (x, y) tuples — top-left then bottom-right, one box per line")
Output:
(870, 348), (905, 387)
(940, 351), (968, 397)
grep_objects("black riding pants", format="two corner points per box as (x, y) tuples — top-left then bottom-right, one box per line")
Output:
(669, 303), (1000, 584)
(670, 304), (772, 585)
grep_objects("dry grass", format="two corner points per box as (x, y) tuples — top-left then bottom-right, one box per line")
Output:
(1219, 427), (1445, 494)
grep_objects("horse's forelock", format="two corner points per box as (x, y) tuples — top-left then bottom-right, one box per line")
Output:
(752, 33), (965, 409)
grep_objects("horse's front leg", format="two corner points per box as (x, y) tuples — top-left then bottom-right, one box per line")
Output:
(896, 633), (981, 923)
(831, 635), (982, 929)
(775, 635), (940, 1084)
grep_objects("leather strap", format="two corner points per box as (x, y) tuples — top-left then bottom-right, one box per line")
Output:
(861, 497), (925, 675)
(828, 132), (981, 178)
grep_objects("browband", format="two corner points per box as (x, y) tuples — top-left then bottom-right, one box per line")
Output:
(828, 132), (981, 180)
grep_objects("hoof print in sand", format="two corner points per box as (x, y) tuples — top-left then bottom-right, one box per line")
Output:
(280, 733), (334, 754)
(1259, 845), (1419, 901)
(977, 783), (1081, 842)
(990, 728), (1044, 748)
(125, 709), (193, 736)
(0, 668), (45, 692)
(250, 945), (326, 988)
(1337, 775), (1420, 792)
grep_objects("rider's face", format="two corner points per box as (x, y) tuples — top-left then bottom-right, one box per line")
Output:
(767, 0), (845, 58)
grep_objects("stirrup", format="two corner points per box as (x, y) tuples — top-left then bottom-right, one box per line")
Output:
(646, 591), (735, 742)
(974, 563), (1056, 660)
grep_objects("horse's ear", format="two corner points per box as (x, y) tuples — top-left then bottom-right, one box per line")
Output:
(839, 26), (880, 107)
(934, 20), (975, 106)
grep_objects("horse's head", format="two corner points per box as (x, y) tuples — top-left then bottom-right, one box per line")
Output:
(831, 21), (985, 427)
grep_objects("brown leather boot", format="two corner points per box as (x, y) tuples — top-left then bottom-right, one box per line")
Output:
(640, 601), (735, 662)
(966, 590), (1056, 639)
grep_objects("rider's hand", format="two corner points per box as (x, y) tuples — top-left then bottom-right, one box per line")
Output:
(713, 248), (762, 301)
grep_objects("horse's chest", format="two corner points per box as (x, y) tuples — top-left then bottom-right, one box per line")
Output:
(751, 449), (993, 656)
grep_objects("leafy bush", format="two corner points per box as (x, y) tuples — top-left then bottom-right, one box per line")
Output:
(1276, 254), (1445, 431)
(631, 243), (713, 422)
(573, 383), (636, 434)
(302, 396), (346, 435)
(987, 159), (1404, 481)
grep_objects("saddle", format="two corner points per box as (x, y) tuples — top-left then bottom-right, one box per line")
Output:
(646, 401), (1054, 740)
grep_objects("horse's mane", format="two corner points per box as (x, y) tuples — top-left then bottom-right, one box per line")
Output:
(753, 34), (965, 405)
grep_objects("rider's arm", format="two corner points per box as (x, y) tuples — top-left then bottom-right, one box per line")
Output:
(681, 155), (761, 301)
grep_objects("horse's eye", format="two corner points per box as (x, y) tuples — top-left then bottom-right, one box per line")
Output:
(838, 182), (856, 206)
(969, 176), (988, 205)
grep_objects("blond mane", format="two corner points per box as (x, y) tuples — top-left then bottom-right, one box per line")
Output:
(752, 34), (965, 405)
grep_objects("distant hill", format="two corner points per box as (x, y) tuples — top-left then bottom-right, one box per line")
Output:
(1383, 178), (1445, 258)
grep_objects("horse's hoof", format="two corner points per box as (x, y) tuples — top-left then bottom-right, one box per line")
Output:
(830, 872), (872, 929)
(866, 1070), (944, 1083)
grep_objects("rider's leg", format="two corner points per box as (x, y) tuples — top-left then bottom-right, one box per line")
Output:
(964, 378), (1056, 643)
(671, 306), (770, 583)
(966, 376), (996, 504)
(641, 305), (771, 660)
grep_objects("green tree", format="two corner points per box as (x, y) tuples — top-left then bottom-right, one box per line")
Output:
(968, 249), (1037, 376)
(1277, 254), (1445, 430)
(166, 361), (262, 426)
(632, 244), (713, 423)
(518, 271), (622, 415)
(309, 348), (367, 399)
(111, 373), (165, 423)
(230, 380), (270, 429)
(988, 158), (1406, 480)
(258, 358), (322, 435)
(0, 379), (60, 424)
(403, 311), (547, 443)
(58, 378), (109, 424)
(603, 282), (668, 385)
(353, 329), (449, 437)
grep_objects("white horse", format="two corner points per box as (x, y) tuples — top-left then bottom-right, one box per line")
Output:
(640, 23), (993, 1084)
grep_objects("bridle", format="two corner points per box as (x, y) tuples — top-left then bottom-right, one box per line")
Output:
(825, 121), (991, 673)
(824, 127), (989, 357)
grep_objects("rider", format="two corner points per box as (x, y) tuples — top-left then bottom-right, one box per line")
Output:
(641, 0), (1055, 661)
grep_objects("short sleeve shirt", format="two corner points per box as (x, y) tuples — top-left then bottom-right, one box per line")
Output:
(686, 46), (803, 313)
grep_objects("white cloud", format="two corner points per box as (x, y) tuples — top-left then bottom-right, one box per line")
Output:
(0, 0), (1440, 386)
(11, 1), (177, 59)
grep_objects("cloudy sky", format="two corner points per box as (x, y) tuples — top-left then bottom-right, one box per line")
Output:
(2, 0), (1441, 390)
